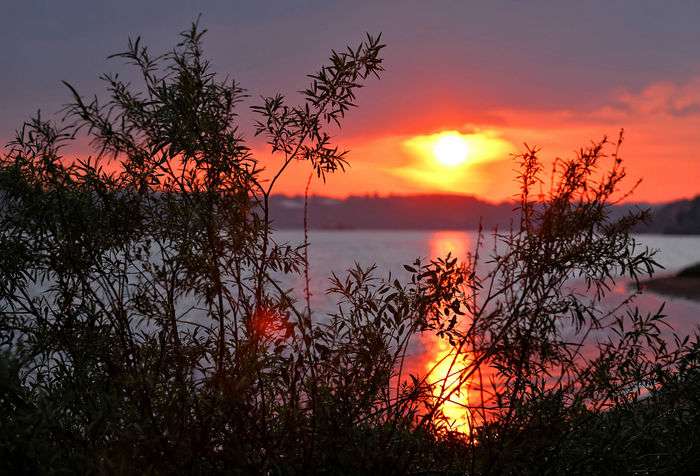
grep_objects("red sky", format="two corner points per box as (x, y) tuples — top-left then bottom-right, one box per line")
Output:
(262, 78), (700, 203)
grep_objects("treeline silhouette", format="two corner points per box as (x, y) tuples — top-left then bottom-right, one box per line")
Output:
(271, 193), (700, 233)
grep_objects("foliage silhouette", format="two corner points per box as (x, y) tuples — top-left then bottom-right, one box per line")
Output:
(1, 20), (699, 476)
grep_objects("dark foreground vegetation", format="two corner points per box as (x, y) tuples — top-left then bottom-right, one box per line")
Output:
(1, 22), (699, 475)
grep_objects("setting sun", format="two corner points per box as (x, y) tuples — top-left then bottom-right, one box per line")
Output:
(433, 133), (469, 166)
(397, 130), (515, 194)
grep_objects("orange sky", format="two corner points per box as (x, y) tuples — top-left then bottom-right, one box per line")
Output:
(11, 75), (699, 205)
(261, 76), (700, 204)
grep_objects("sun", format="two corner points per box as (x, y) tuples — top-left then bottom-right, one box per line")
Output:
(400, 130), (515, 192)
(433, 133), (469, 167)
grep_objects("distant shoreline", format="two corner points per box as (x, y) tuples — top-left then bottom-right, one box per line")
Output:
(269, 193), (700, 234)
(643, 276), (700, 302)
(273, 226), (700, 235)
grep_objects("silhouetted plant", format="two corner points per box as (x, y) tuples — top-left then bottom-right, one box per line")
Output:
(415, 135), (700, 474)
(1, 19), (698, 476)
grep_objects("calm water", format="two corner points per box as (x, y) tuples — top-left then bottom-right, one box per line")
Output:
(275, 230), (700, 335)
(270, 230), (700, 431)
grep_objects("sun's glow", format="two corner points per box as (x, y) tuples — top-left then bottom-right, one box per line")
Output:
(398, 130), (515, 193)
(433, 133), (470, 167)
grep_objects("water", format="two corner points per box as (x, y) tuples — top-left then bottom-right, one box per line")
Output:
(272, 230), (700, 429)
(275, 230), (700, 335)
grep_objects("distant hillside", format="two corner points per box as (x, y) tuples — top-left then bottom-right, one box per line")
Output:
(269, 194), (516, 230)
(634, 195), (700, 234)
(269, 194), (700, 234)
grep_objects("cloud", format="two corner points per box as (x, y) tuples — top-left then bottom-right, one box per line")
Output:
(614, 79), (700, 117)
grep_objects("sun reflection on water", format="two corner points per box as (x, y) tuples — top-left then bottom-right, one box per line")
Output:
(422, 332), (471, 433)
(423, 231), (473, 433)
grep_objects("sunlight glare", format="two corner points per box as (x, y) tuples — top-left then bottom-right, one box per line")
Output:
(433, 133), (470, 167)
(399, 130), (515, 194)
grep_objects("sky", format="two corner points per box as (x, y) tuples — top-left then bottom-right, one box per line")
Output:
(3, 1), (700, 203)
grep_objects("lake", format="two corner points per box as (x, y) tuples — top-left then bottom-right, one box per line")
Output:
(275, 230), (700, 336)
